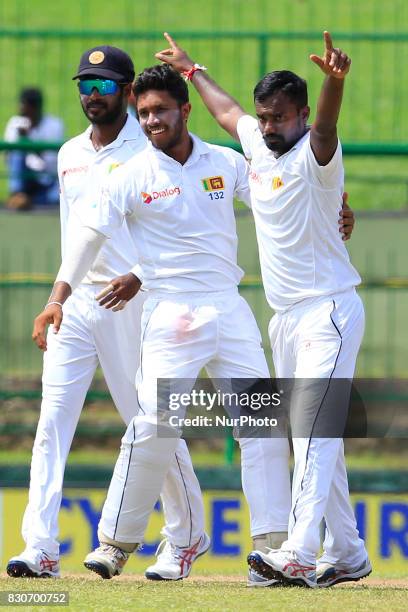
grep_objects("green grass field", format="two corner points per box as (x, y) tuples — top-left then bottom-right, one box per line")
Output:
(2, 446), (408, 470)
(0, 574), (407, 611)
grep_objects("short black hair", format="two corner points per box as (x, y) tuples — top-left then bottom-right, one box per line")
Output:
(20, 87), (43, 108)
(253, 70), (308, 109)
(133, 64), (189, 105)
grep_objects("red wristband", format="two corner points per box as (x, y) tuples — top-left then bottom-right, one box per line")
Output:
(182, 63), (207, 82)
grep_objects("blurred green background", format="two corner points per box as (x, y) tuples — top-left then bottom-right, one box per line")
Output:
(0, 0), (408, 207)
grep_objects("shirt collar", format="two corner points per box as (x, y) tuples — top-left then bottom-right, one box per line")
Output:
(271, 128), (310, 160)
(146, 131), (210, 165)
(80, 113), (143, 151)
(188, 133), (211, 163)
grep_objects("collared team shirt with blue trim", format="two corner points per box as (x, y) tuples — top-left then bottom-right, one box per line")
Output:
(79, 134), (251, 293)
(58, 113), (147, 284)
(237, 115), (361, 313)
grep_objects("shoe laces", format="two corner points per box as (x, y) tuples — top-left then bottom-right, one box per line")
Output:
(265, 547), (294, 554)
(266, 547), (299, 561)
(156, 538), (202, 566)
(156, 539), (182, 562)
(98, 544), (129, 562)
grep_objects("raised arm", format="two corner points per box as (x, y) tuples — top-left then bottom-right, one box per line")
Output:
(309, 31), (351, 165)
(155, 32), (245, 141)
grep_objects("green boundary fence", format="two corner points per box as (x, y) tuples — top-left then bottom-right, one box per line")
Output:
(1, 141), (407, 211)
(1, 276), (408, 380)
(1, 23), (408, 207)
(2, 141), (408, 155)
(1, 26), (408, 88)
(1, 464), (407, 492)
(1, 25), (408, 143)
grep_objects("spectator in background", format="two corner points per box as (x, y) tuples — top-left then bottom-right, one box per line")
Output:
(4, 88), (64, 210)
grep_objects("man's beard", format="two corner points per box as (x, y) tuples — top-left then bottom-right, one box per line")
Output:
(263, 124), (308, 156)
(150, 114), (185, 154)
(81, 96), (123, 125)
(263, 134), (294, 156)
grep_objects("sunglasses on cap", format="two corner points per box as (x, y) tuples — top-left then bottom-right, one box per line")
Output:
(77, 79), (123, 96)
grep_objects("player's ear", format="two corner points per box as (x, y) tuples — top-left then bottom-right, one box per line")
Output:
(181, 102), (191, 122)
(123, 83), (132, 98)
(301, 105), (310, 123)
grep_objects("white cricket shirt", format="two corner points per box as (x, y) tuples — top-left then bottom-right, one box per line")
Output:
(79, 135), (251, 293)
(58, 114), (147, 284)
(237, 115), (361, 312)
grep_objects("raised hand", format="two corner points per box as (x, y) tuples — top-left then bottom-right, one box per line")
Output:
(155, 32), (195, 73)
(310, 31), (351, 79)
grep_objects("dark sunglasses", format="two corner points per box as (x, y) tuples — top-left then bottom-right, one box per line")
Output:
(78, 79), (122, 96)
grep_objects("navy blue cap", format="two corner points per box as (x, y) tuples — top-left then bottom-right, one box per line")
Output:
(72, 45), (135, 82)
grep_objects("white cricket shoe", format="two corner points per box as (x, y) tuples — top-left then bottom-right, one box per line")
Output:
(7, 549), (60, 578)
(317, 557), (372, 587)
(247, 567), (282, 587)
(247, 549), (317, 588)
(145, 533), (210, 580)
(84, 544), (130, 579)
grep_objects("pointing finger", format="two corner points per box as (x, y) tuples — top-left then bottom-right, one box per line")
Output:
(324, 31), (333, 51)
(164, 32), (177, 48)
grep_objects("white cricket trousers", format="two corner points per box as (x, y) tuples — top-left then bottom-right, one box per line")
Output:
(22, 284), (204, 554)
(99, 289), (291, 545)
(269, 288), (368, 566)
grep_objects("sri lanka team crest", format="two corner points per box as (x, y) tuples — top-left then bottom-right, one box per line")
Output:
(202, 176), (225, 191)
(272, 176), (284, 190)
(142, 192), (153, 204)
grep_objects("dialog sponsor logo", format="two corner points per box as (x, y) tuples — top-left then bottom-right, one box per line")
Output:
(62, 165), (89, 177)
(249, 170), (262, 184)
(142, 192), (152, 204)
(142, 186), (181, 204)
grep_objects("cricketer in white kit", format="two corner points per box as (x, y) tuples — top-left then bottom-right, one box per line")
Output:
(7, 46), (206, 581)
(156, 32), (371, 588)
(32, 65), (292, 583)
